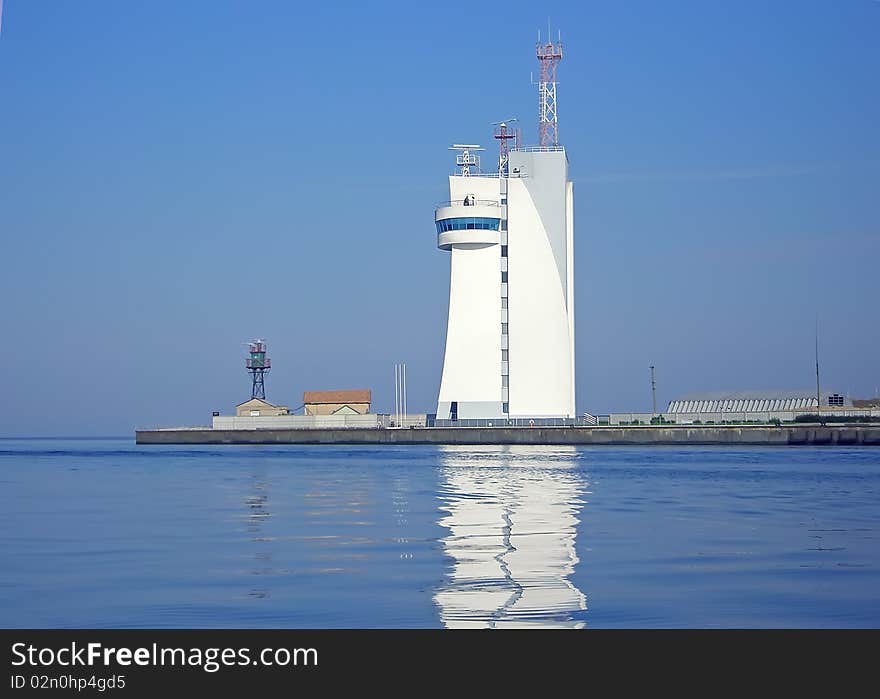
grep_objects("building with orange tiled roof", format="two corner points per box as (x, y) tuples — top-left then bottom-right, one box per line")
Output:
(302, 389), (372, 416)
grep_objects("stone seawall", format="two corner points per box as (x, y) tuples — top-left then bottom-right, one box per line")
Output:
(135, 425), (880, 446)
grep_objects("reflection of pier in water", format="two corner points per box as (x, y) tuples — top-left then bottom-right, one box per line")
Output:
(435, 446), (588, 628)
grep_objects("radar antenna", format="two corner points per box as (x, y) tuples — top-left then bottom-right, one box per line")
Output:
(449, 144), (484, 176)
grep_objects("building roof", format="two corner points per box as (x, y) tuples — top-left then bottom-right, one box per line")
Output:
(673, 389), (844, 402)
(236, 397), (279, 408)
(303, 389), (372, 405)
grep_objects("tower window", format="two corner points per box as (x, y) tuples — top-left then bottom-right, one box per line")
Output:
(436, 217), (501, 233)
(503, 402), (509, 414)
(501, 271), (508, 282)
(501, 245), (508, 257)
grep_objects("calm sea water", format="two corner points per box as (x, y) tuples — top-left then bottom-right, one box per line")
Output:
(1, 438), (878, 628)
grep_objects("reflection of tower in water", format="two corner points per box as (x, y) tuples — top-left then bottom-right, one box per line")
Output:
(244, 466), (272, 600)
(435, 446), (587, 628)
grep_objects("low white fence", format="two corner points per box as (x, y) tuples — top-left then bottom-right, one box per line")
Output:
(206, 409), (878, 431)
(211, 413), (430, 430)
(386, 414), (428, 428)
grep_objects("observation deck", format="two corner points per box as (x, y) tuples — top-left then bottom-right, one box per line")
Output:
(434, 198), (502, 250)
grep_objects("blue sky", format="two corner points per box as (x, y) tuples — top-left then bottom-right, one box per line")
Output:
(1, 0), (878, 435)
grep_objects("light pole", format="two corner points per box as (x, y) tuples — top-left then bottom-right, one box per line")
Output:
(815, 315), (823, 426)
(650, 365), (657, 418)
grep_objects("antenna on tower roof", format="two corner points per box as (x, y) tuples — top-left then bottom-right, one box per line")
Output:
(449, 144), (484, 176)
(536, 23), (564, 147)
(492, 118), (519, 176)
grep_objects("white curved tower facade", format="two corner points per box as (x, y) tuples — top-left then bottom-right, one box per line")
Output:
(435, 145), (575, 420)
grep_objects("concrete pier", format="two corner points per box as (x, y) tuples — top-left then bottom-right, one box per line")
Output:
(135, 425), (880, 446)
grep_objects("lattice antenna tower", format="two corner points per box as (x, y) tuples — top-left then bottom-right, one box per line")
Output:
(536, 25), (564, 147)
(246, 339), (271, 400)
(492, 119), (520, 176)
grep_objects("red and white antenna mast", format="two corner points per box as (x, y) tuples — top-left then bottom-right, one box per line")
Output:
(536, 26), (563, 147)
(492, 118), (519, 176)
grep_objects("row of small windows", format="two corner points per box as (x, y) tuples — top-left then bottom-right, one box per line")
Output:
(436, 217), (501, 233)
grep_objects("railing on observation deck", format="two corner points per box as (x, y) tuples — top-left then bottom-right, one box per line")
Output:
(435, 199), (501, 208)
(511, 145), (565, 152)
(448, 172), (502, 178)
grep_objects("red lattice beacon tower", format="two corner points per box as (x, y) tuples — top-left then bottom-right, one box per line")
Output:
(536, 31), (563, 147)
(493, 118), (519, 176)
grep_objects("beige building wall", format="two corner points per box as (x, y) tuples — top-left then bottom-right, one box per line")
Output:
(236, 398), (290, 417)
(304, 402), (370, 416)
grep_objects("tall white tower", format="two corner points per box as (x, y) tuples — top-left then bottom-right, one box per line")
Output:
(434, 39), (575, 421)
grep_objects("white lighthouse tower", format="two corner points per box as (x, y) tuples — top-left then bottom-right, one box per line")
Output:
(435, 36), (575, 421)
